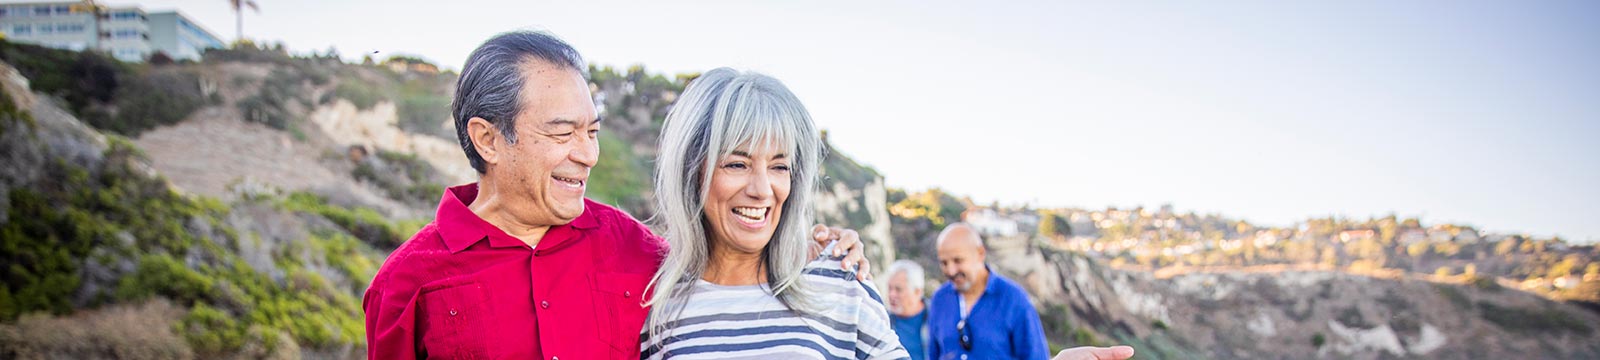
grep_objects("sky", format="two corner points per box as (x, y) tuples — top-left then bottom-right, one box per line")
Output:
(27, 0), (1600, 242)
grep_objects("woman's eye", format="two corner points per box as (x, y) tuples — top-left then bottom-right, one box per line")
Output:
(773, 165), (791, 172)
(724, 162), (748, 170)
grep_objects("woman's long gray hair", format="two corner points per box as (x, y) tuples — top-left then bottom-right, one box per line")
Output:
(643, 68), (824, 339)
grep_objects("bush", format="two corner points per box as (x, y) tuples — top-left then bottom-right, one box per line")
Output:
(396, 91), (450, 137)
(0, 40), (122, 114)
(238, 68), (311, 130)
(0, 40), (213, 136)
(178, 302), (245, 354)
(351, 150), (444, 207)
(280, 191), (408, 247)
(116, 254), (214, 306)
(102, 69), (215, 135)
(330, 80), (384, 110)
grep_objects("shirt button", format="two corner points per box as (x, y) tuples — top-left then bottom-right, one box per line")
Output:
(624, 291), (631, 298)
(960, 355), (967, 360)
(541, 301), (550, 309)
(449, 309), (457, 316)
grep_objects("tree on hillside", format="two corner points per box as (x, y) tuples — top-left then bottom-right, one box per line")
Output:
(227, 0), (260, 42)
(1039, 211), (1072, 241)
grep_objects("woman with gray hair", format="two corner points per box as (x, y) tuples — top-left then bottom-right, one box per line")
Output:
(640, 68), (909, 359)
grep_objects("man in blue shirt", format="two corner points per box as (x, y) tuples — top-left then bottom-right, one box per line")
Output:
(888, 260), (932, 360)
(928, 223), (1049, 360)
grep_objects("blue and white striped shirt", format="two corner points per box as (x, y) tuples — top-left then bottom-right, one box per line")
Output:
(640, 253), (910, 360)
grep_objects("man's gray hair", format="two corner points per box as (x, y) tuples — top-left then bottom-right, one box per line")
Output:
(887, 260), (926, 291)
(643, 68), (825, 339)
(451, 30), (586, 174)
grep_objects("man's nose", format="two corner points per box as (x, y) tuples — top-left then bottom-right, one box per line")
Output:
(571, 133), (599, 168)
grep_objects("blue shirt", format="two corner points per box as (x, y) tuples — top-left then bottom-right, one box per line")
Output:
(890, 307), (929, 360)
(927, 266), (1049, 360)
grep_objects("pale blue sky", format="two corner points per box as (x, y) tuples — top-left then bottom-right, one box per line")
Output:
(70, 0), (1600, 242)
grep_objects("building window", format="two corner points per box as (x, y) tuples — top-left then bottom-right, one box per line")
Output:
(38, 24), (54, 35)
(34, 6), (51, 16)
(56, 23), (84, 34)
(10, 24), (30, 35)
(112, 11), (139, 21)
(113, 29), (141, 39)
(54, 5), (70, 15)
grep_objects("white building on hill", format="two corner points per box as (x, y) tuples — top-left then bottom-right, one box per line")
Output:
(0, 2), (223, 62)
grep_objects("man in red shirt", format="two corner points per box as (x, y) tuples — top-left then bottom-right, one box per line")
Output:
(362, 31), (873, 360)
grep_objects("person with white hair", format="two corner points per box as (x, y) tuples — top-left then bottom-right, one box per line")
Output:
(639, 68), (909, 359)
(887, 260), (932, 360)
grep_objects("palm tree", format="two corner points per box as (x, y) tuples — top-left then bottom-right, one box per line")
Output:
(227, 0), (259, 44)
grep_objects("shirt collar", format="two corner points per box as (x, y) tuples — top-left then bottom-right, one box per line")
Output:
(980, 264), (1000, 293)
(434, 183), (600, 253)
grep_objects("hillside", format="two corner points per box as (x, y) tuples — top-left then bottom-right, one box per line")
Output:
(0, 42), (898, 358)
(3, 39), (1595, 359)
(0, 52), (393, 358)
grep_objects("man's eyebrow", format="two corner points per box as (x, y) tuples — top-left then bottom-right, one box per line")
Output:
(592, 116), (603, 126)
(543, 117), (602, 127)
(543, 118), (579, 127)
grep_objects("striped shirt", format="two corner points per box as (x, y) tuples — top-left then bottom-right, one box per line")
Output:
(640, 251), (911, 360)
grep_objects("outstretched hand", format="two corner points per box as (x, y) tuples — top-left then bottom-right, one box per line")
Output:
(811, 224), (872, 281)
(1053, 346), (1135, 360)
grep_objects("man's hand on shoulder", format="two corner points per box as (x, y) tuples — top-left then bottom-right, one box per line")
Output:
(811, 224), (872, 281)
(1053, 346), (1135, 360)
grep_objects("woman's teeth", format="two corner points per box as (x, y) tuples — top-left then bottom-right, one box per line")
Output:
(733, 207), (767, 222)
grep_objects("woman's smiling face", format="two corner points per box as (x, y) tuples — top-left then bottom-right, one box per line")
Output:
(703, 141), (792, 256)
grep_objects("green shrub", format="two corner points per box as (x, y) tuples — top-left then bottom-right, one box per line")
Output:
(330, 80), (384, 110)
(587, 132), (650, 213)
(116, 253), (213, 306)
(280, 192), (407, 247)
(179, 302), (246, 354)
(351, 150), (444, 207)
(396, 91), (450, 136)
(238, 68), (311, 130)
(102, 69), (215, 135)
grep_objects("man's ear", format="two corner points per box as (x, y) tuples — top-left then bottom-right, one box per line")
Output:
(467, 117), (501, 168)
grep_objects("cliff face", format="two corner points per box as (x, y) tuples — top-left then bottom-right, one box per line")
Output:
(978, 231), (1600, 359)
(814, 140), (895, 279)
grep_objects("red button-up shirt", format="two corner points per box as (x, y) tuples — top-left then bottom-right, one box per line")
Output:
(364, 183), (666, 360)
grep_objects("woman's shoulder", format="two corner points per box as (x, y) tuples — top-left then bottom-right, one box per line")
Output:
(802, 254), (885, 306)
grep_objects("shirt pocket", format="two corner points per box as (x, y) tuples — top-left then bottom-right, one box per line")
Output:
(591, 272), (652, 358)
(419, 281), (491, 359)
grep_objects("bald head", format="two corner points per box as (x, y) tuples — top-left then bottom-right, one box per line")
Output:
(935, 222), (988, 293)
(936, 223), (983, 252)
